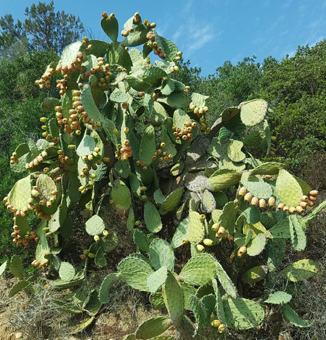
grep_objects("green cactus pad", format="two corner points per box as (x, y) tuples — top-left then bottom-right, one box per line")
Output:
(161, 78), (175, 96)
(70, 316), (95, 334)
(95, 247), (107, 268)
(268, 218), (291, 239)
(220, 201), (239, 235)
(247, 233), (266, 256)
(149, 239), (174, 271)
(212, 279), (226, 324)
(37, 174), (57, 201)
(134, 229), (149, 252)
(243, 221), (266, 237)
(209, 138), (229, 159)
(153, 101), (169, 123)
(304, 200), (326, 225)
(162, 272), (184, 324)
(122, 335), (136, 340)
(227, 140), (246, 162)
(216, 261), (237, 298)
(85, 214), (106, 236)
(135, 316), (172, 339)
(219, 157), (246, 172)
(85, 290), (102, 316)
(59, 262), (76, 281)
(223, 297), (265, 330)
(76, 135), (96, 157)
(15, 216), (30, 238)
(186, 211), (205, 245)
(207, 169), (242, 191)
(139, 125), (156, 165)
(118, 256), (154, 292)
(281, 259), (318, 282)
(191, 92), (209, 108)
(267, 238), (286, 271)
(242, 131), (266, 147)
(240, 99), (268, 126)
(98, 273), (118, 304)
(289, 215), (306, 251)
(162, 187), (184, 212)
(112, 179), (131, 210)
(242, 265), (268, 285)
(200, 189), (216, 213)
(189, 294), (215, 327)
(265, 291), (292, 305)
(35, 234), (50, 265)
(179, 253), (217, 286)
(242, 207), (261, 225)
(9, 280), (32, 298)
(282, 304), (310, 327)
(241, 181), (273, 199)
(61, 41), (82, 66)
(146, 266), (168, 293)
(10, 255), (24, 279)
(8, 175), (31, 211)
(154, 189), (166, 205)
(144, 201), (162, 233)
(101, 16), (118, 42)
(276, 169), (310, 207)
(171, 218), (189, 249)
(251, 162), (285, 175)
(173, 109), (191, 131)
(143, 66), (167, 85)
(10, 143), (32, 173)
(212, 192), (228, 208)
(110, 88), (129, 103)
(151, 32), (178, 62)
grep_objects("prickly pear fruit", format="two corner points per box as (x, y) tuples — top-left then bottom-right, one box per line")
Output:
(244, 192), (253, 202)
(278, 203), (285, 210)
(310, 190), (318, 196)
(211, 223), (220, 232)
(218, 324), (226, 333)
(197, 244), (205, 252)
(238, 187), (247, 196)
(251, 197), (259, 206)
(259, 199), (266, 208)
(237, 246), (247, 257)
(211, 319), (222, 328)
(268, 197), (276, 207)
(203, 239), (214, 246)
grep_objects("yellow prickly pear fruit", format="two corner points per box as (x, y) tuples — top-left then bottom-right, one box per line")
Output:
(244, 192), (253, 202)
(259, 199), (266, 208)
(278, 202), (285, 210)
(218, 324), (226, 333)
(211, 223), (220, 232)
(88, 253), (95, 258)
(197, 244), (205, 252)
(237, 246), (247, 257)
(307, 200), (314, 207)
(268, 197), (276, 207)
(94, 235), (100, 242)
(271, 136), (277, 141)
(211, 319), (222, 328)
(31, 190), (39, 197)
(216, 226), (226, 239)
(310, 190), (319, 196)
(309, 195), (317, 201)
(289, 206), (296, 214)
(238, 186), (247, 196)
(283, 206), (289, 212)
(199, 214), (206, 221)
(296, 206), (304, 214)
(182, 238), (189, 244)
(251, 197), (259, 206)
(203, 238), (214, 246)
(300, 201), (308, 209)
(301, 195), (308, 202)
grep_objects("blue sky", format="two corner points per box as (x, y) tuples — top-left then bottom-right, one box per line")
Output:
(2, 0), (326, 76)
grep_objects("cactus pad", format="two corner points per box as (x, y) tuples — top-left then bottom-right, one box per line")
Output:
(265, 291), (292, 305)
(289, 214), (306, 251)
(0, 260), (8, 276)
(59, 262), (76, 281)
(61, 41), (82, 66)
(240, 99), (268, 126)
(276, 169), (310, 207)
(200, 189), (216, 213)
(268, 218), (291, 239)
(118, 256), (154, 292)
(223, 297), (265, 330)
(241, 181), (273, 199)
(186, 211), (205, 244)
(85, 214), (106, 236)
(133, 229), (149, 252)
(9, 255), (24, 279)
(216, 261), (237, 298)
(281, 259), (318, 282)
(282, 304), (310, 327)
(146, 266), (168, 293)
(251, 162), (285, 175)
(220, 201), (239, 235)
(171, 218), (189, 249)
(247, 233), (266, 256)
(162, 187), (184, 212)
(144, 201), (162, 233)
(150, 292), (166, 310)
(191, 93), (209, 108)
(149, 238), (174, 271)
(76, 134), (95, 156)
(139, 125), (156, 165)
(135, 316), (172, 339)
(185, 172), (208, 193)
(101, 16), (118, 42)
(8, 175), (31, 211)
(207, 169), (241, 191)
(179, 253), (217, 286)
(266, 238), (286, 271)
(99, 273), (118, 304)
(112, 179), (131, 210)
(189, 294), (215, 326)
(9, 280), (31, 298)
(227, 140), (246, 162)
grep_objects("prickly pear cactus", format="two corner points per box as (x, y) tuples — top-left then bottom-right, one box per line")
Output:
(2, 9), (325, 339)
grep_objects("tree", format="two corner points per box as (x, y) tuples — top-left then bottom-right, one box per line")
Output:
(0, 1), (85, 58)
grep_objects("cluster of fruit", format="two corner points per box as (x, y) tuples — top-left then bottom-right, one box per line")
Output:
(11, 227), (39, 247)
(238, 187), (276, 209)
(34, 67), (55, 89)
(117, 140), (133, 161)
(211, 319), (226, 333)
(277, 190), (319, 214)
(151, 142), (173, 162)
(31, 258), (48, 270)
(172, 122), (197, 142)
